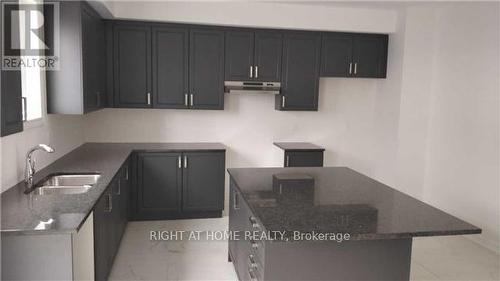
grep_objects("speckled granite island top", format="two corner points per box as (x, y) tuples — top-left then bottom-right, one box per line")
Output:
(227, 167), (481, 241)
(1, 142), (226, 235)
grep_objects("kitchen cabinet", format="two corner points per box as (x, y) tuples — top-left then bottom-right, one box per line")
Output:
(321, 33), (388, 78)
(94, 163), (129, 281)
(132, 150), (225, 220)
(153, 25), (189, 108)
(189, 28), (225, 109)
(276, 32), (321, 111)
(225, 30), (282, 82)
(0, 8), (23, 137)
(182, 152), (225, 211)
(285, 151), (324, 167)
(136, 152), (183, 219)
(1, 69), (23, 136)
(46, 1), (106, 114)
(274, 142), (325, 167)
(113, 22), (152, 108)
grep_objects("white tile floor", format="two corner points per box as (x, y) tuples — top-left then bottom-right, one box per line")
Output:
(109, 217), (499, 281)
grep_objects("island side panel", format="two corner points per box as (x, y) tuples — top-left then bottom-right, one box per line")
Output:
(264, 238), (412, 281)
(1, 233), (73, 280)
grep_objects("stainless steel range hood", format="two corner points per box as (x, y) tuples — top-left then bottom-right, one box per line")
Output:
(224, 81), (281, 94)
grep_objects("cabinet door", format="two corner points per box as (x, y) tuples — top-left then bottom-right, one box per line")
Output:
(94, 190), (111, 281)
(278, 32), (321, 111)
(254, 31), (282, 82)
(225, 30), (254, 81)
(0, 69), (23, 136)
(320, 33), (353, 77)
(113, 23), (152, 107)
(137, 152), (182, 218)
(182, 152), (225, 212)
(153, 26), (189, 108)
(285, 151), (324, 167)
(189, 28), (225, 109)
(352, 34), (388, 78)
(81, 5), (100, 112)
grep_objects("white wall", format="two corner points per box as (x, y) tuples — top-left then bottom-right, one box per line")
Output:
(0, 115), (85, 192)
(107, 1), (398, 33)
(421, 3), (500, 253)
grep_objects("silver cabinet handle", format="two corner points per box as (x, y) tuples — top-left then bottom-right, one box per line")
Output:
(248, 254), (258, 269)
(106, 194), (112, 212)
(255, 66), (258, 78)
(147, 92), (151, 105)
(125, 166), (129, 180)
(233, 191), (240, 210)
(249, 66), (253, 78)
(96, 91), (101, 107)
(183, 155), (188, 168)
(282, 96), (286, 108)
(178, 156), (182, 168)
(190, 94), (194, 106)
(249, 216), (260, 229)
(354, 63), (358, 75)
(349, 62), (353, 75)
(286, 155), (290, 167)
(21, 97), (27, 121)
(184, 94), (188, 106)
(117, 180), (121, 195)
(248, 268), (258, 281)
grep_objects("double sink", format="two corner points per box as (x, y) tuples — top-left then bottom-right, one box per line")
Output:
(28, 173), (101, 195)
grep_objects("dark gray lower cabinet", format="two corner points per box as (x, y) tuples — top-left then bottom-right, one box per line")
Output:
(132, 150), (225, 220)
(94, 162), (129, 281)
(276, 32), (321, 111)
(285, 151), (324, 167)
(182, 152), (225, 211)
(136, 152), (182, 219)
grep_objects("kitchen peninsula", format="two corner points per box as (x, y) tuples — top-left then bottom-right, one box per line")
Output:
(227, 167), (481, 281)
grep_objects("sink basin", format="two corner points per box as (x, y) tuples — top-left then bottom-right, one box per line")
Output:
(30, 173), (101, 195)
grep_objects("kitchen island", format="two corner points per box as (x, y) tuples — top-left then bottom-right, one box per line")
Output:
(227, 167), (481, 281)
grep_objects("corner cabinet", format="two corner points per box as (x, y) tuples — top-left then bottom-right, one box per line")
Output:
(132, 150), (225, 220)
(321, 33), (388, 78)
(1, 69), (23, 136)
(46, 1), (106, 114)
(276, 32), (321, 111)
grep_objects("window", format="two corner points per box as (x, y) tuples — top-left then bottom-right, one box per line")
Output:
(20, 0), (44, 121)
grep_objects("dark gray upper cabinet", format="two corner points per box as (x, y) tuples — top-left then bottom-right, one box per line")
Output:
(321, 33), (388, 78)
(352, 34), (388, 78)
(1, 69), (23, 137)
(225, 30), (282, 82)
(152, 25), (189, 108)
(254, 31), (283, 82)
(225, 30), (254, 81)
(285, 151), (324, 167)
(136, 152), (182, 219)
(321, 33), (353, 77)
(1, 7), (23, 137)
(189, 28), (225, 109)
(113, 23), (152, 108)
(182, 152), (225, 212)
(46, 1), (105, 114)
(276, 32), (321, 111)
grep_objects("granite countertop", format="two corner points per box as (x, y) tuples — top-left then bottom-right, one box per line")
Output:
(273, 142), (325, 151)
(1, 142), (226, 235)
(227, 167), (481, 241)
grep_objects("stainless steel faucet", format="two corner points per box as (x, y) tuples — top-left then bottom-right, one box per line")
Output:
(25, 144), (55, 190)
